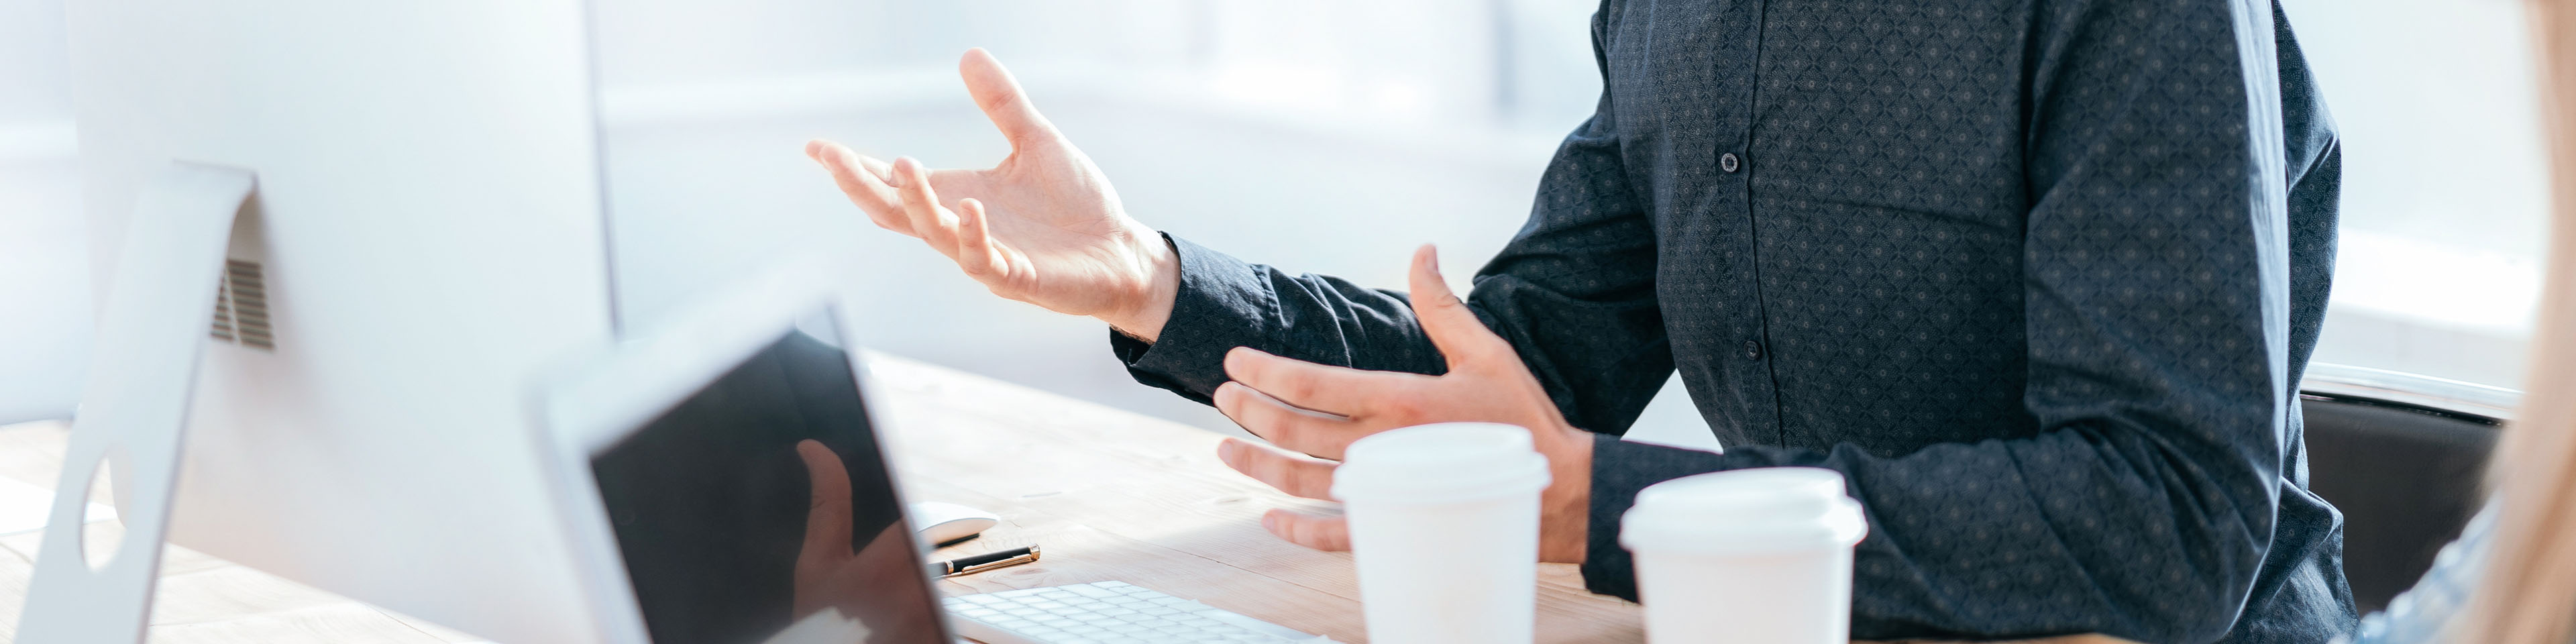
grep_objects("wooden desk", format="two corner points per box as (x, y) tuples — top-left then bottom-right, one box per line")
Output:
(0, 354), (2129, 643)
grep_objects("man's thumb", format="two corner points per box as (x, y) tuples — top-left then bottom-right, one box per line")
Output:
(1406, 245), (1507, 368)
(959, 48), (1057, 147)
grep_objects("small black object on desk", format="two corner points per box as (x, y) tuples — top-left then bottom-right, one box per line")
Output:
(931, 545), (1041, 578)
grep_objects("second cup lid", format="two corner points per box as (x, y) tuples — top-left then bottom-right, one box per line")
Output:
(1620, 467), (1868, 554)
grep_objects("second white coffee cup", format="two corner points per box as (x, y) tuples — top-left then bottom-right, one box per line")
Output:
(1332, 422), (1552, 644)
(1621, 467), (1869, 644)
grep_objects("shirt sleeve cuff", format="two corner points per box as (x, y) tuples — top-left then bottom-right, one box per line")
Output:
(1108, 233), (1280, 405)
(1579, 433), (1733, 600)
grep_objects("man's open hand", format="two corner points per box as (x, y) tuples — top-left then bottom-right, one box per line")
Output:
(1213, 246), (1595, 563)
(805, 48), (1180, 340)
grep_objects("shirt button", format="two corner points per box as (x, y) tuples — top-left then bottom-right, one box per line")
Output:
(1743, 340), (1764, 360)
(1720, 152), (1741, 173)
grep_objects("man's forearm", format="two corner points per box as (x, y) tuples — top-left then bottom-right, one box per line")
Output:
(1110, 235), (1452, 403)
(1578, 424), (2287, 643)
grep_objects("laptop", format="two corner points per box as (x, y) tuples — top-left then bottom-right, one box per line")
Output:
(533, 256), (1330, 644)
(535, 256), (955, 644)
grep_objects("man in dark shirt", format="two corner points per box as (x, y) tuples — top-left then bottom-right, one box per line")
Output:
(802, 0), (2355, 640)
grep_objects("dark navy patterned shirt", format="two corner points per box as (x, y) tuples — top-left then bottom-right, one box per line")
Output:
(1112, 0), (2355, 641)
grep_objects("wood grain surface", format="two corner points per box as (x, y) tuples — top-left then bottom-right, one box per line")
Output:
(0, 354), (2131, 644)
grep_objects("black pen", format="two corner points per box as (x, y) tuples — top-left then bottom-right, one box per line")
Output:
(930, 544), (1042, 578)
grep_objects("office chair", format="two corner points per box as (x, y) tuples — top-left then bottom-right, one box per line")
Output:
(2299, 364), (2516, 614)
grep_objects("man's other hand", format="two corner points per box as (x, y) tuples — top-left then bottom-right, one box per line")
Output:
(804, 48), (1181, 341)
(1213, 245), (1595, 564)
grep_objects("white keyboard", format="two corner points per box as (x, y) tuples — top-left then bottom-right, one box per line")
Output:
(944, 581), (1334, 644)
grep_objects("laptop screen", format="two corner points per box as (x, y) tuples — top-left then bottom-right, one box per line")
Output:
(588, 328), (949, 644)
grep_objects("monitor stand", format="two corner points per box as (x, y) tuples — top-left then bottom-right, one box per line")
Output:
(16, 163), (254, 643)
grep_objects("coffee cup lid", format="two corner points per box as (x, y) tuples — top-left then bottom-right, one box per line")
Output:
(1619, 468), (1868, 554)
(1330, 423), (1550, 504)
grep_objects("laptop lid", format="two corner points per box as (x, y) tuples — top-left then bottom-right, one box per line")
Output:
(539, 256), (954, 644)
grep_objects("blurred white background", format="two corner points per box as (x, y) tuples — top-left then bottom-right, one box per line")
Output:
(582, 0), (1684, 443)
(0, 0), (2551, 444)
(2282, 0), (2553, 392)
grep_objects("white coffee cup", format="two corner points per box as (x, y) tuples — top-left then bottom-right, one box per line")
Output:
(1331, 422), (1552, 644)
(1619, 467), (1868, 644)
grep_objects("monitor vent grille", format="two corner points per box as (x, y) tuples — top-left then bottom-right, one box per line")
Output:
(208, 260), (274, 350)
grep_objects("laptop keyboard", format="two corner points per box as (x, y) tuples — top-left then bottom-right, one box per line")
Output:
(944, 581), (1332, 643)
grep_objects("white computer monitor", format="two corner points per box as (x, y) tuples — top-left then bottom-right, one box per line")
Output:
(66, 1), (619, 641)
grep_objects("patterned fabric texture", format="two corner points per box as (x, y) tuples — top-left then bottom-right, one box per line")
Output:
(1110, 0), (2357, 641)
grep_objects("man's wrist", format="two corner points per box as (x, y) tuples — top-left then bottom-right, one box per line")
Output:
(1541, 426), (1595, 563)
(1108, 229), (1181, 343)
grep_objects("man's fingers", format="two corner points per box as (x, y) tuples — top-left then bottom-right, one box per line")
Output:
(1214, 381), (1368, 460)
(1261, 510), (1351, 551)
(1406, 244), (1511, 367)
(804, 140), (912, 235)
(805, 138), (897, 183)
(854, 153), (896, 180)
(794, 439), (855, 559)
(891, 157), (964, 256)
(1222, 347), (1403, 417)
(1216, 438), (1337, 500)
(954, 198), (1010, 280)
(958, 48), (1059, 148)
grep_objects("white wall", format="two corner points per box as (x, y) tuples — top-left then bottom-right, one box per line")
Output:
(2283, 0), (2549, 390)
(0, 0), (89, 425)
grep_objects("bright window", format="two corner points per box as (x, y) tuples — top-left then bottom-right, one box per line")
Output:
(2284, 0), (2548, 390)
